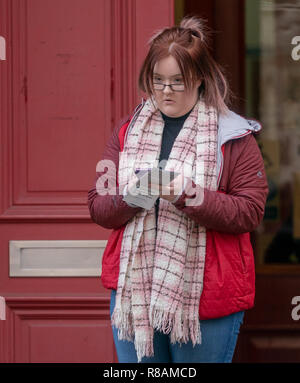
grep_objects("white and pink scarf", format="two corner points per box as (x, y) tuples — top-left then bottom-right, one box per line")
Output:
(111, 95), (218, 362)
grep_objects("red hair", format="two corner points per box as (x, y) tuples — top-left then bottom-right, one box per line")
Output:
(138, 15), (232, 115)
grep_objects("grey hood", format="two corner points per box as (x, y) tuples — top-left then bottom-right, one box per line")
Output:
(217, 110), (262, 187)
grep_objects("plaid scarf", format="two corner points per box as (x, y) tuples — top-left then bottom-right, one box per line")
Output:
(111, 95), (218, 362)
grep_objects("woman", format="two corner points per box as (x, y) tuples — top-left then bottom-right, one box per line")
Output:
(87, 15), (269, 363)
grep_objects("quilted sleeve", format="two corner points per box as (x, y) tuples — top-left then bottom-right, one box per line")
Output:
(172, 133), (269, 234)
(87, 116), (143, 229)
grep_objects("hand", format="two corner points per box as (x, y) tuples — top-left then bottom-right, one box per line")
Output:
(151, 173), (186, 203)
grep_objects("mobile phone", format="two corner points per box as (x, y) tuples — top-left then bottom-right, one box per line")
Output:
(134, 168), (152, 189)
(158, 169), (178, 185)
(134, 168), (152, 178)
(135, 167), (179, 188)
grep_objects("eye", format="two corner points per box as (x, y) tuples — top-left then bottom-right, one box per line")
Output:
(175, 78), (183, 83)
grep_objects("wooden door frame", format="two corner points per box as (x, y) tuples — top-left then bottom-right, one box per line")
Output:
(176, 0), (245, 114)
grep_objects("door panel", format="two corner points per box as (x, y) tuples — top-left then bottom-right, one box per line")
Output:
(0, 0), (174, 363)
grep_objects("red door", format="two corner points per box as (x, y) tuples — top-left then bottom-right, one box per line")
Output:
(0, 0), (174, 363)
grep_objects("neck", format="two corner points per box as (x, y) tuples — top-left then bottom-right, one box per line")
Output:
(160, 106), (194, 121)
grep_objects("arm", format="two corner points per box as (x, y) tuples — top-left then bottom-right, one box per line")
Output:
(172, 133), (269, 234)
(87, 117), (143, 229)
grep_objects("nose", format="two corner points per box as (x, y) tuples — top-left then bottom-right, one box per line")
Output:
(162, 83), (173, 94)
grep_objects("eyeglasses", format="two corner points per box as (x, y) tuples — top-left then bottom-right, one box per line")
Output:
(152, 82), (185, 92)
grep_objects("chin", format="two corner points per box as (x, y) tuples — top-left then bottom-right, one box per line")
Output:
(162, 107), (176, 114)
(164, 105), (178, 111)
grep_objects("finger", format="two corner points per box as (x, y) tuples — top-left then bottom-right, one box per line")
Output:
(161, 186), (175, 196)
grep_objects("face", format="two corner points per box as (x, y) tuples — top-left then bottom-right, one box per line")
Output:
(152, 55), (202, 118)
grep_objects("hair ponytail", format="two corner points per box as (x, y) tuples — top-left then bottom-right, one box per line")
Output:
(179, 14), (208, 43)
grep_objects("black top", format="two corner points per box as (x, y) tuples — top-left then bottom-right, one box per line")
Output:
(155, 106), (194, 225)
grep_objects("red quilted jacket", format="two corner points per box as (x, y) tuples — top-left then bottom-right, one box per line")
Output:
(87, 103), (269, 320)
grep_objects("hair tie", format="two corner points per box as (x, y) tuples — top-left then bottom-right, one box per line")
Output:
(188, 28), (204, 42)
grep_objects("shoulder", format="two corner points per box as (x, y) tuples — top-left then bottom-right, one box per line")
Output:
(116, 98), (146, 135)
(117, 99), (146, 148)
(218, 109), (264, 167)
(114, 114), (131, 136)
(229, 132), (260, 159)
(218, 109), (262, 149)
(219, 109), (262, 134)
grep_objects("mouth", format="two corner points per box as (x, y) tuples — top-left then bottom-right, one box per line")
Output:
(163, 99), (175, 103)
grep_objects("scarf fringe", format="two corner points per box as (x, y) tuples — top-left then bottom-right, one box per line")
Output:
(111, 308), (134, 342)
(134, 336), (154, 363)
(170, 315), (202, 346)
(150, 306), (202, 346)
(150, 306), (175, 334)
